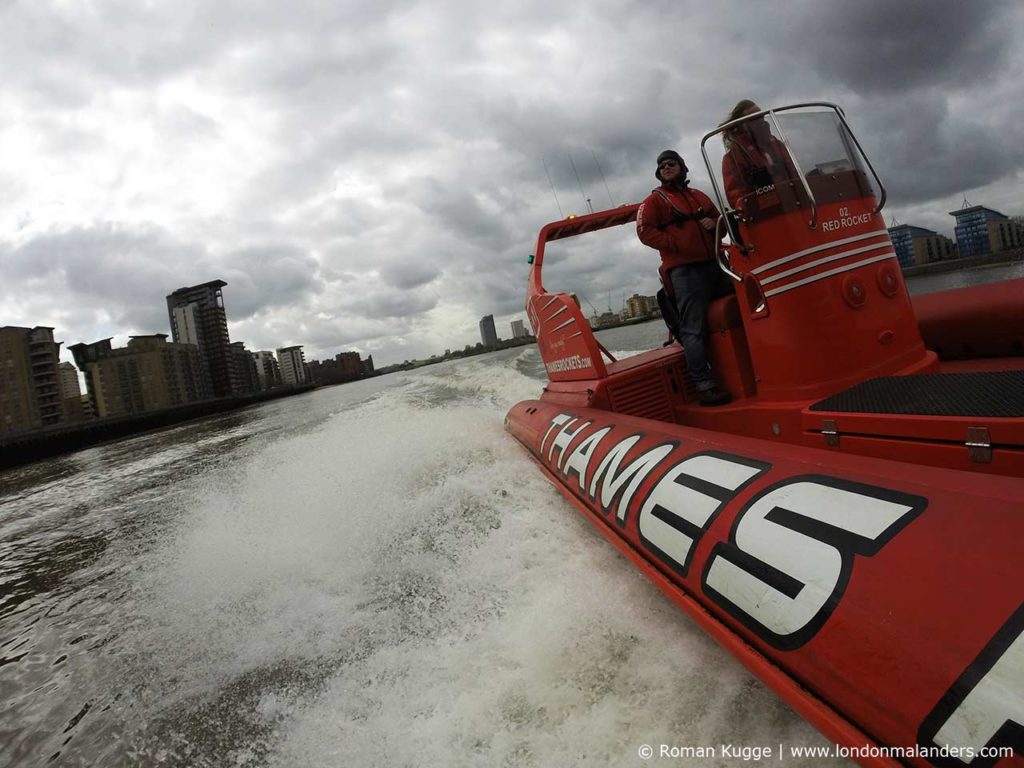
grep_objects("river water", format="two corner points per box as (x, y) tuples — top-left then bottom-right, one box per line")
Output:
(1, 264), (1019, 767)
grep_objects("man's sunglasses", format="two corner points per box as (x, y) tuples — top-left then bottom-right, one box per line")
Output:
(658, 160), (679, 169)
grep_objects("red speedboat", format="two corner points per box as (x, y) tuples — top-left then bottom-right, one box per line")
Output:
(505, 103), (1023, 767)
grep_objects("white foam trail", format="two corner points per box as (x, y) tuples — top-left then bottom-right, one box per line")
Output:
(107, 349), (841, 766)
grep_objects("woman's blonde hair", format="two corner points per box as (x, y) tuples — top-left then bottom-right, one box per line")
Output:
(720, 99), (760, 146)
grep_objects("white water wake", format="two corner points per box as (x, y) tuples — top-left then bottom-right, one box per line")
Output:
(5, 348), (842, 766)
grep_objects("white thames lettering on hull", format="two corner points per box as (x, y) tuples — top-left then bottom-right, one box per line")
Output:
(547, 417), (593, 468)
(638, 454), (767, 577)
(929, 612), (1024, 765)
(587, 436), (675, 524)
(562, 426), (612, 492)
(703, 479), (923, 647)
(541, 413), (573, 458)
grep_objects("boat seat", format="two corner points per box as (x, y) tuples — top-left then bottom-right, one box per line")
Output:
(809, 370), (1024, 417)
(603, 345), (684, 378)
(708, 294), (742, 333)
(706, 293), (756, 397)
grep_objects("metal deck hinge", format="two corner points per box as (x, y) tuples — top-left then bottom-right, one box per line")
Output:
(822, 419), (839, 447)
(966, 427), (992, 463)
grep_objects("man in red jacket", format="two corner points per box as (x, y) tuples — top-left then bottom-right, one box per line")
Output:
(636, 149), (731, 406)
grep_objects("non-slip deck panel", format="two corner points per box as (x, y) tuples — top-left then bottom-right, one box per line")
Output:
(809, 370), (1024, 417)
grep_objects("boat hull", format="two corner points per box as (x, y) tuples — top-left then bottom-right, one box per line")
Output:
(505, 400), (1024, 768)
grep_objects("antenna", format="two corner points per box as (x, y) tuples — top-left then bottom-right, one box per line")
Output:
(542, 158), (564, 218)
(960, 193), (972, 210)
(568, 154), (594, 214)
(591, 150), (615, 207)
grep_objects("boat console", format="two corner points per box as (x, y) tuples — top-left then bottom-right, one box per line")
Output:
(522, 103), (1024, 476)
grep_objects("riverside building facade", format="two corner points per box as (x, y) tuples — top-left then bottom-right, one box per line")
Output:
(888, 224), (958, 267)
(253, 351), (282, 389)
(625, 294), (658, 319)
(69, 335), (209, 418)
(59, 361), (87, 423)
(277, 346), (308, 385)
(950, 205), (1019, 258)
(166, 280), (239, 397)
(0, 326), (66, 435)
(479, 314), (498, 349)
(229, 342), (260, 394)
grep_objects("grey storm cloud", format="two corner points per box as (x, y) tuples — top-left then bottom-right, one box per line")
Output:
(341, 290), (438, 320)
(2, 0), (1022, 365)
(379, 258), (441, 291)
(793, 0), (1016, 96)
(1, 224), (205, 328)
(218, 245), (322, 318)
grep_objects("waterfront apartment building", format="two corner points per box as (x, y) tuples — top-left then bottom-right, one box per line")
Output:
(889, 225), (932, 268)
(277, 346), (308, 385)
(989, 217), (1024, 253)
(69, 335), (209, 418)
(0, 326), (65, 435)
(252, 351), (282, 389)
(625, 294), (658, 319)
(59, 361), (87, 423)
(510, 319), (526, 339)
(333, 351), (363, 379)
(479, 314), (498, 349)
(888, 224), (958, 267)
(59, 361), (80, 400)
(229, 342), (260, 395)
(306, 351), (369, 385)
(950, 205), (1015, 258)
(166, 280), (239, 397)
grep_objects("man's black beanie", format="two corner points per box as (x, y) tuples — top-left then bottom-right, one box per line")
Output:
(655, 150), (688, 182)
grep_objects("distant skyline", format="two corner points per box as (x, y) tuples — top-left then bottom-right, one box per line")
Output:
(2, 1), (1022, 367)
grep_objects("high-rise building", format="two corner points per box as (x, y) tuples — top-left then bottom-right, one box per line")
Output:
(252, 351), (282, 389)
(306, 351), (374, 385)
(889, 224), (933, 268)
(166, 280), (239, 397)
(510, 319), (526, 339)
(277, 346), (308, 385)
(229, 342), (260, 395)
(888, 224), (957, 267)
(0, 326), (66, 435)
(949, 205), (1010, 258)
(989, 217), (1024, 253)
(625, 294), (658, 319)
(59, 362), (81, 400)
(59, 361), (86, 423)
(69, 335), (209, 418)
(479, 314), (498, 349)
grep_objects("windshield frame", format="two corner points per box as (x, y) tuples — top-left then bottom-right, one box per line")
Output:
(701, 102), (887, 247)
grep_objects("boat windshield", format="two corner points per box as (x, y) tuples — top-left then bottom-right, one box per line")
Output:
(704, 104), (882, 225)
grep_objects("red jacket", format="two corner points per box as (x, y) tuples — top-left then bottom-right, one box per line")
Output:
(722, 133), (798, 209)
(636, 183), (720, 273)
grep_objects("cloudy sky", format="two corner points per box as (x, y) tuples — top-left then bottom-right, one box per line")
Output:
(2, 0), (1021, 367)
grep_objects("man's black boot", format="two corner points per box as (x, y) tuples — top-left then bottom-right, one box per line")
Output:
(698, 386), (732, 407)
